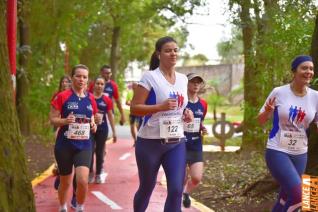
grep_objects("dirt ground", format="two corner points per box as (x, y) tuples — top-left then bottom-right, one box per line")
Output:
(24, 137), (55, 179)
(25, 139), (277, 211)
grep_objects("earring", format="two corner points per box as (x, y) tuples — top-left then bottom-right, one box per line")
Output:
(158, 55), (160, 60)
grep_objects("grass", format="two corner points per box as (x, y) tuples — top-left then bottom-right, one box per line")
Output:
(203, 135), (242, 146)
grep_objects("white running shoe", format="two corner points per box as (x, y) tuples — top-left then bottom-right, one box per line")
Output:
(88, 172), (94, 184)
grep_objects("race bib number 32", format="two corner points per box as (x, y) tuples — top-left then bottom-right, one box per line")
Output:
(67, 123), (90, 140)
(279, 130), (307, 151)
(159, 116), (184, 139)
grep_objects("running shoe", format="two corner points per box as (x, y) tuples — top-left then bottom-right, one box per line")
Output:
(71, 194), (77, 209)
(54, 176), (60, 190)
(95, 175), (102, 184)
(88, 172), (94, 184)
(183, 193), (191, 208)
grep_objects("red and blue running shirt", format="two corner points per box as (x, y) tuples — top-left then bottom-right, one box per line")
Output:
(88, 80), (119, 101)
(95, 94), (113, 132)
(184, 98), (208, 152)
(51, 89), (98, 150)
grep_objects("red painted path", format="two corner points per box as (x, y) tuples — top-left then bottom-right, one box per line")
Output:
(33, 138), (203, 211)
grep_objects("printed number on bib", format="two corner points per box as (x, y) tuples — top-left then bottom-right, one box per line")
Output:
(279, 130), (307, 151)
(159, 116), (184, 139)
(68, 123), (90, 140)
(184, 118), (201, 133)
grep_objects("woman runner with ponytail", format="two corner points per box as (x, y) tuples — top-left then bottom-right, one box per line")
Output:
(131, 36), (193, 212)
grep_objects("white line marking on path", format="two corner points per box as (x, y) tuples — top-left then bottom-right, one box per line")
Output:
(119, 152), (131, 160)
(91, 191), (122, 210)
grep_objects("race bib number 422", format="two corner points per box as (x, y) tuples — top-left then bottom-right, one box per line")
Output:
(67, 123), (90, 140)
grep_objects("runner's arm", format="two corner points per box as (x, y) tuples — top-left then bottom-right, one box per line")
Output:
(130, 85), (176, 116)
(49, 106), (73, 127)
(107, 110), (117, 142)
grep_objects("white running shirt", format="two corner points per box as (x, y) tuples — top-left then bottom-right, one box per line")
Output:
(137, 68), (188, 139)
(260, 84), (318, 155)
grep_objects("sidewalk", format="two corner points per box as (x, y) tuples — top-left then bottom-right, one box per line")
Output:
(33, 128), (213, 211)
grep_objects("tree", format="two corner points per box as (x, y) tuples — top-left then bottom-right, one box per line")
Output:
(16, 0), (31, 135)
(0, 1), (35, 210)
(307, 12), (318, 175)
(228, 0), (316, 151)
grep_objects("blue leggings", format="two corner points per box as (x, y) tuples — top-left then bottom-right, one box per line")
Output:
(133, 137), (186, 212)
(265, 149), (307, 212)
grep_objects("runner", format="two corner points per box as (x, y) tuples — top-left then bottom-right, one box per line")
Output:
(50, 64), (97, 212)
(258, 55), (318, 212)
(51, 75), (78, 209)
(183, 73), (208, 208)
(89, 76), (117, 184)
(126, 82), (141, 146)
(89, 65), (126, 126)
(130, 36), (193, 212)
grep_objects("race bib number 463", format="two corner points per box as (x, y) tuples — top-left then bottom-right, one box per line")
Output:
(159, 116), (184, 139)
(67, 123), (90, 140)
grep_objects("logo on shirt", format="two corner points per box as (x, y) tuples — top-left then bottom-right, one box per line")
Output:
(195, 109), (203, 116)
(288, 105), (306, 124)
(99, 101), (106, 107)
(67, 102), (79, 110)
(87, 104), (93, 111)
(169, 91), (184, 109)
(105, 87), (113, 92)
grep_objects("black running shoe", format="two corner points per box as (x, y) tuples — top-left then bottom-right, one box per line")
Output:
(71, 193), (77, 209)
(54, 176), (60, 190)
(183, 193), (191, 208)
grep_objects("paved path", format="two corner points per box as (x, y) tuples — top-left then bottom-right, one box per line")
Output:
(33, 126), (212, 211)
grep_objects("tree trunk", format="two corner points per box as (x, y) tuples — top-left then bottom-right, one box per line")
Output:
(16, 0), (30, 135)
(0, 1), (35, 210)
(239, 0), (264, 151)
(110, 26), (120, 81)
(306, 12), (318, 175)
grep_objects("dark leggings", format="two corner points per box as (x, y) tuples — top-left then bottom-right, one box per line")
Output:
(90, 130), (108, 175)
(265, 148), (307, 212)
(133, 137), (186, 212)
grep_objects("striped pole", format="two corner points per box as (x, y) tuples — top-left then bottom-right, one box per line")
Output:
(7, 0), (17, 96)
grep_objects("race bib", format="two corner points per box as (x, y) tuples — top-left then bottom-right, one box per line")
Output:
(159, 116), (184, 139)
(279, 130), (307, 151)
(67, 123), (90, 140)
(184, 118), (201, 133)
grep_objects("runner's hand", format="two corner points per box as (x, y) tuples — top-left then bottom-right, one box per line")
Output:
(65, 112), (76, 124)
(183, 108), (193, 123)
(161, 98), (177, 111)
(265, 97), (276, 112)
(90, 122), (97, 133)
(113, 135), (117, 143)
(201, 125), (208, 135)
(119, 115), (125, 126)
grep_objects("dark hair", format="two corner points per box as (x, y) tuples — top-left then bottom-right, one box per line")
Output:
(149, 36), (177, 70)
(58, 75), (71, 92)
(100, 65), (111, 71)
(95, 76), (105, 83)
(71, 64), (89, 77)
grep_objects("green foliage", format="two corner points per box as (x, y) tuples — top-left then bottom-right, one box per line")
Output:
(217, 27), (243, 64)
(21, 0), (207, 137)
(181, 53), (209, 66)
